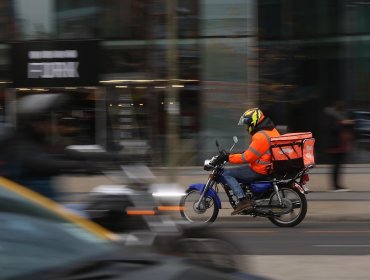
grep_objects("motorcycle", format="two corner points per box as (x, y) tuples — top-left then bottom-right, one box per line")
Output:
(180, 136), (313, 227)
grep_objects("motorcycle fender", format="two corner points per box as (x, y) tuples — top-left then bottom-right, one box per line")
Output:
(292, 183), (305, 194)
(187, 184), (222, 209)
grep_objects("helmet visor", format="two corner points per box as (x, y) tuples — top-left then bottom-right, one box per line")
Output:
(238, 115), (251, 126)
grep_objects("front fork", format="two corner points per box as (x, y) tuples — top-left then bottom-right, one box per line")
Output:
(195, 176), (215, 209)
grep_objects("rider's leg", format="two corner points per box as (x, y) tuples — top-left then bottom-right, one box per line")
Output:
(223, 165), (265, 194)
(230, 165), (266, 183)
(222, 170), (245, 200)
(223, 165), (265, 215)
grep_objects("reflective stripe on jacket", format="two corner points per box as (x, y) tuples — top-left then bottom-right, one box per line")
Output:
(229, 128), (280, 174)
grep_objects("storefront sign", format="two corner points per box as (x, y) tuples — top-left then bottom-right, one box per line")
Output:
(11, 40), (100, 87)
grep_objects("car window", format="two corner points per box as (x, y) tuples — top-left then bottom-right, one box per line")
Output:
(0, 179), (119, 278)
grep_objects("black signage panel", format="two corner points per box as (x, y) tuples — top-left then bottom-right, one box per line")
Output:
(11, 40), (100, 87)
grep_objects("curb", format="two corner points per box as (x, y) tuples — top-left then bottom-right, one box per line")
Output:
(216, 215), (370, 223)
(216, 214), (370, 223)
(215, 202), (370, 223)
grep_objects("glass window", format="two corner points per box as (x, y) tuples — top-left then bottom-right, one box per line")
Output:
(0, 0), (200, 41)
(101, 0), (147, 39)
(260, 0), (345, 39)
(316, 0), (343, 36)
(104, 85), (155, 163)
(101, 0), (199, 39)
(0, 0), (18, 41)
(201, 0), (249, 37)
(101, 45), (148, 75)
(106, 86), (151, 142)
(177, 0), (199, 38)
(56, 0), (101, 39)
(258, 0), (282, 38)
(202, 38), (248, 82)
(179, 44), (200, 80)
(292, 1), (319, 37)
(353, 41), (370, 109)
(349, 1), (370, 34)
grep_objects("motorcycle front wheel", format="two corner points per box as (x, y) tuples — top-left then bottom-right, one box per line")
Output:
(180, 190), (219, 224)
(268, 187), (307, 227)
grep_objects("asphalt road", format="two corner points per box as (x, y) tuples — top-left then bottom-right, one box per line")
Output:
(161, 219), (370, 280)
(208, 220), (370, 255)
(173, 220), (370, 278)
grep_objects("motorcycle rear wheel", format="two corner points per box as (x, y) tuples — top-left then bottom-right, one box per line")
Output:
(180, 190), (219, 224)
(268, 187), (307, 227)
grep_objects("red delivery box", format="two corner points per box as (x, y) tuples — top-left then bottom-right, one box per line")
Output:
(270, 132), (315, 175)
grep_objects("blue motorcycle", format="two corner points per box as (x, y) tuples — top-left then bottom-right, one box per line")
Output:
(180, 137), (313, 227)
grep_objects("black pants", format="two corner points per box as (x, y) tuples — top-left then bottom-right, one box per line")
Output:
(331, 153), (346, 190)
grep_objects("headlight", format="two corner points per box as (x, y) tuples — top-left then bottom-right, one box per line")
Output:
(203, 159), (214, 171)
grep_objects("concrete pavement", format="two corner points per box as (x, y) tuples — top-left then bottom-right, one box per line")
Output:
(244, 255), (370, 280)
(150, 164), (370, 192)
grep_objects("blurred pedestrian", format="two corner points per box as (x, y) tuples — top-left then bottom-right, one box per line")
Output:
(0, 94), (99, 201)
(325, 100), (354, 192)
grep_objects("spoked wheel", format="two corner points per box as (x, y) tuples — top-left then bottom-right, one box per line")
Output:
(268, 187), (307, 227)
(180, 190), (219, 224)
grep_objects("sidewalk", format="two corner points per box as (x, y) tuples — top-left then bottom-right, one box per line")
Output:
(151, 164), (370, 193)
(56, 164), (370, 222)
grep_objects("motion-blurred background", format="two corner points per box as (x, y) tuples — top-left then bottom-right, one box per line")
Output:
(1, 0), (370, 166)
(0, 1), (370, 280)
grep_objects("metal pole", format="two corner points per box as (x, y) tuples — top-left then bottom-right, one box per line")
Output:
(166, 0), (179, 182)
(95, 87), (107, 149)
(5, 88), (16, 127)
(247, 0), (259, 108)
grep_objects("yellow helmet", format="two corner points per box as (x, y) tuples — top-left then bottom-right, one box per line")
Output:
(238, 108), (265, 133)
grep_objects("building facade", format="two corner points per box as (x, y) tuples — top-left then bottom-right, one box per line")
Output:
(0, 0), (258, 166)
(257, 0), (370, 163)
(1, 0), (369, 165)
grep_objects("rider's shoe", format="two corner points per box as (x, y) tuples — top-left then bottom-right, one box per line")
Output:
(231, 198), (252, 215)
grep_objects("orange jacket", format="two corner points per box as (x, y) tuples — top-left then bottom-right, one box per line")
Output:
(229, 128), (280, 174)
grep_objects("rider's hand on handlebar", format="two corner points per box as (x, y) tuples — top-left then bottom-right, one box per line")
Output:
(214, 150), (229, 165)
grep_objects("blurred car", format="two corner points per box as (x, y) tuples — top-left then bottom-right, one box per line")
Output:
(351, 110), (370, 139)
(0, 176), (269, 280)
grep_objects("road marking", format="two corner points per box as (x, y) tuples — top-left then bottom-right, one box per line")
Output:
(314, 245), (370, 248)
(214, 230), (275, 233)
(306, 230), (370, 233)
(212, 229), (370, 235)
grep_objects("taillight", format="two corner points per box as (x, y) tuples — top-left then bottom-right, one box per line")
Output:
(302, 174), (309, 184)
